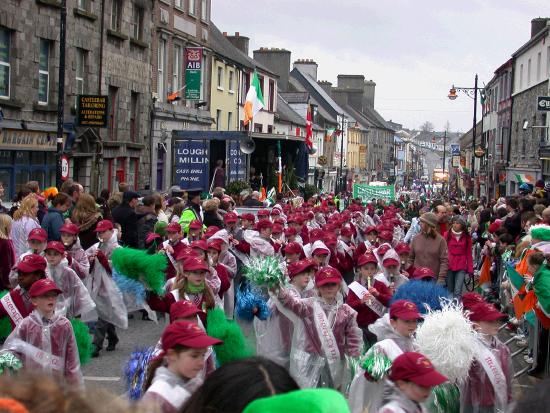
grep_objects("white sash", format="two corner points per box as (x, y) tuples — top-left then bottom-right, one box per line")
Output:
(9, 338), (63, 371)
(313, 301), (343, 387)
(475, 343), (508, 410)
(1, 293), (24, 325)
(148, 380), (191, 410)
(348, 281), (386, 317)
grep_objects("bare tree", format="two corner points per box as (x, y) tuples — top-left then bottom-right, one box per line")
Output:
(420, 121), (434, 132)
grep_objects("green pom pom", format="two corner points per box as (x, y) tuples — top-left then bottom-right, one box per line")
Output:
(206, 308), (254, 366)
(243, 257), (286, 289)
(430, 383), (460, 413)
(0, 352), (22, 375)
(70, 318), (93, 365)
(111, 247), (167, 294)
(0, 291), (13, 340)
(361, 348), (392, 381)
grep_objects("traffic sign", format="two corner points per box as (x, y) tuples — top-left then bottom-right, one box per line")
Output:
(450, 144), (460, 155)
(537, 96), (550, 111)
(474, 146), (486, 158)
(61, 155), (69, 181)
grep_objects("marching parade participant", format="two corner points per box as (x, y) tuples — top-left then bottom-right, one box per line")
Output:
(59, 223), (90, 280)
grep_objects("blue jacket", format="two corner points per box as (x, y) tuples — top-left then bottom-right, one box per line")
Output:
(41, 206), (65, 241)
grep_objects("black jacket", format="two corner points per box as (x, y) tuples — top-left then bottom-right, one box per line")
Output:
(112, 202), (139, 248)
(203, 211), (224, 228)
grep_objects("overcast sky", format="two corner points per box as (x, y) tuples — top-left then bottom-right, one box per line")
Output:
(212, 0), (549, 133)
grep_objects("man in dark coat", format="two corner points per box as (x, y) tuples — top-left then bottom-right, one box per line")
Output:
(112, 191), (139, 247)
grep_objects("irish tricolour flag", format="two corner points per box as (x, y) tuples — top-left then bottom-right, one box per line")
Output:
(515, 173), (534, 184)
(243, 71), (264, 126)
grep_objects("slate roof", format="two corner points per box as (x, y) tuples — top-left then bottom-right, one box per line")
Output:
(279, 92), (309, 104)
(290, 68), (345, 117)
(276, 94), (306, 126)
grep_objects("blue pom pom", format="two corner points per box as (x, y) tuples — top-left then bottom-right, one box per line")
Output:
(236, 284), (271, 321)
(391, 280), (450, 314)
(113, 268), (147, 305)
(123, 347), (156, 401)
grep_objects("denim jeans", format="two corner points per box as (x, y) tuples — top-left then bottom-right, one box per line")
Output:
(447, 270), (466, 299)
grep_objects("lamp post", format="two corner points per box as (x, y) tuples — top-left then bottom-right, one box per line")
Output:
(448, 74), (484, 195)
(337, 113), (346, 194)
(56, 0), (67, 189)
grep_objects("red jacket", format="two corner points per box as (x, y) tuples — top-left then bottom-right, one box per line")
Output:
(0, 239), (15, 290)
(444, 231), (473, 274)
(346, 280), (391, 327)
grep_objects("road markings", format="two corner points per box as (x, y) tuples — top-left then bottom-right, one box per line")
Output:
(84, 376), (121, 382)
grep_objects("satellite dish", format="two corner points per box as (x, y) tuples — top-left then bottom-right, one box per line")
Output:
(239, 138), (256, 154)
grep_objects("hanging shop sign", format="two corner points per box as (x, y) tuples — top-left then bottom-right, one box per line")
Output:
(474, 146), (486, 158)
(353, 183), (395, 202)
(173, 140), (209, 190)
(537, 96), (550, 111)
(76, 95), (108, 127)
(226, 140), (247, 182)
(185, 47), (203, 101)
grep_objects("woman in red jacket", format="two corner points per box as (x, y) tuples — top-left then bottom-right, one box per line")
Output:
(445, 217), (473, 299)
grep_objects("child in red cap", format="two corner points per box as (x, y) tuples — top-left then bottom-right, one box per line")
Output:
(461, 302), (512, 413)
(2, 278), (83, 387)
(59, 223), (89, 280)
(161, 222), (187, 281)
(8, 227), (48, 288)
(274, 266), (363, 390)
(142, 321), (222, 413)
(379, 352), (447, 413)
(85, 220), (127, 357)
(43, 241), (95, 319)
(349, 300), (421, 413)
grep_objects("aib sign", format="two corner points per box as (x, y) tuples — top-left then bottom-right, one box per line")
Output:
(537, 96), (550, 111)
(173, 140), (209, 191)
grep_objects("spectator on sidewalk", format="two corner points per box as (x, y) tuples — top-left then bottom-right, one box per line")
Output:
(112, 191), (139, 248)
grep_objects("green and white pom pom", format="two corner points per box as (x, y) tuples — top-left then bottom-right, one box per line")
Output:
(243, 256), (286, 289)
(0, 352), (22, 375)
(360, 348), (392, 381)
(430, 382), (461, 413)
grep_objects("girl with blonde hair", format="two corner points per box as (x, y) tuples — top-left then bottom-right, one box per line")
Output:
(0, 213), (15, 289)
(11, 195), (40, 256)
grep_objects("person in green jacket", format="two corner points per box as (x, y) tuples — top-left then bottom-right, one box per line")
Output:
(178, 190), (203, 234)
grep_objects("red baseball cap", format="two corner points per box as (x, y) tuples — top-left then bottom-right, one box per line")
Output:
(378, 230), (393, 242)
(365, 226), (378, 234)
(176, 247), (197, 262)
(27, 228), (47, 242)
(461, 292), (484, 310)
(257, 209), (270, 217)
(312, 245), (330, 256)
(377, 244), (392, 257)
(270, 208), (281, 216)
(341, 227), (354, 238)
(383, 258), (400, 268)
(224, 212), (238, 223)
(256, 220), (273, 231)
(189, 220), (203, 230)
(284, 227), (297, 237)
(272, 223), (283, 234)
(394, 243), (411, 255)
(161, 321), (222, 350)
(273, 217), (285, 225)
(411, 267), (436, 281)
(389, 352), (447, 387)
(323, 235), (337, 247)
(146, 232), (162, 245)
(309, 229), (324, 243)
(207, 239), (223, 251)
(166, 222), (182, 233)
(240, 213), (255, 222)
(29, 278), (62, 298)
(283, 242), (303, 255)
(357, 253), (378, 267)
(314, 267), (342, 287)
(287, 259), (317, 279)
(16, 254), (47, 273)
(390, 300), (422, 320)
(182, 256), (209, 272)
(203, 226), (220, 238)
(44, 241), (65, 255)
(191, 240), (208, 251)
(169, 301), (203, 323)
(59, 223), (79, 235)
(94, 220), (114, 232)
(468, 302), (507, 322)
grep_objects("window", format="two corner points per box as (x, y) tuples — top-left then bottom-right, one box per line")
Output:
(175, 0), (182, 8)
(75, 48), (85, 99)
(130, 4), (144, 40)
(227, 111), (233, 130)
(0, 28), (10, 98)
(77, 0), (91, 12)
(200, 0), (208, 21)
(537, 52), (542, 81)
(130, 92), (139, 142)
(268, 79), (275, 111)
(216, 109), (221, 131)
(228, 70), (234, 92)
(38, 39), (50, 105)
(157, 39), (166, 101)
(258, 75), (264, 96)
(173, 44), (181, 99)
(108, 86), (118, 140)
(111, 0), (122, 32)
(241, 72), (250, 104)
(189, 0), (195, 15)
(519, 64), (523, 90)
(527, 58), (531, 86)
(217, 66), (223, 89)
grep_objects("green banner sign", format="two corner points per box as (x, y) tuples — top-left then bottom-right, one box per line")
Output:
(185, 47), (202, 100)
(353, 184), (395, 201)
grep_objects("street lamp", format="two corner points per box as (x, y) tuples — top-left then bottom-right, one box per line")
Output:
(448, 74), (484, 194)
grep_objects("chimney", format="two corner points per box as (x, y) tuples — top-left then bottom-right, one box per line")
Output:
(363, 79), (376, 108)
(293, 59), (318, 81)
(531, 18), (550, 38)
(226, 32), (250, 55)
(337, 74), (365, 89)
(253, 47), (292, 92)
(317, 80), (332, 96)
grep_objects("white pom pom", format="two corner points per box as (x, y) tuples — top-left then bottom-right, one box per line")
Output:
(416, 300), (478, 383)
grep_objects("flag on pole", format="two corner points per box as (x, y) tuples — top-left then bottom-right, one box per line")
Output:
(324, 128), (336, 142)
(243, 71), (264, 126)
(305, 105), (313, 148)
(515, 173), (534, 184)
